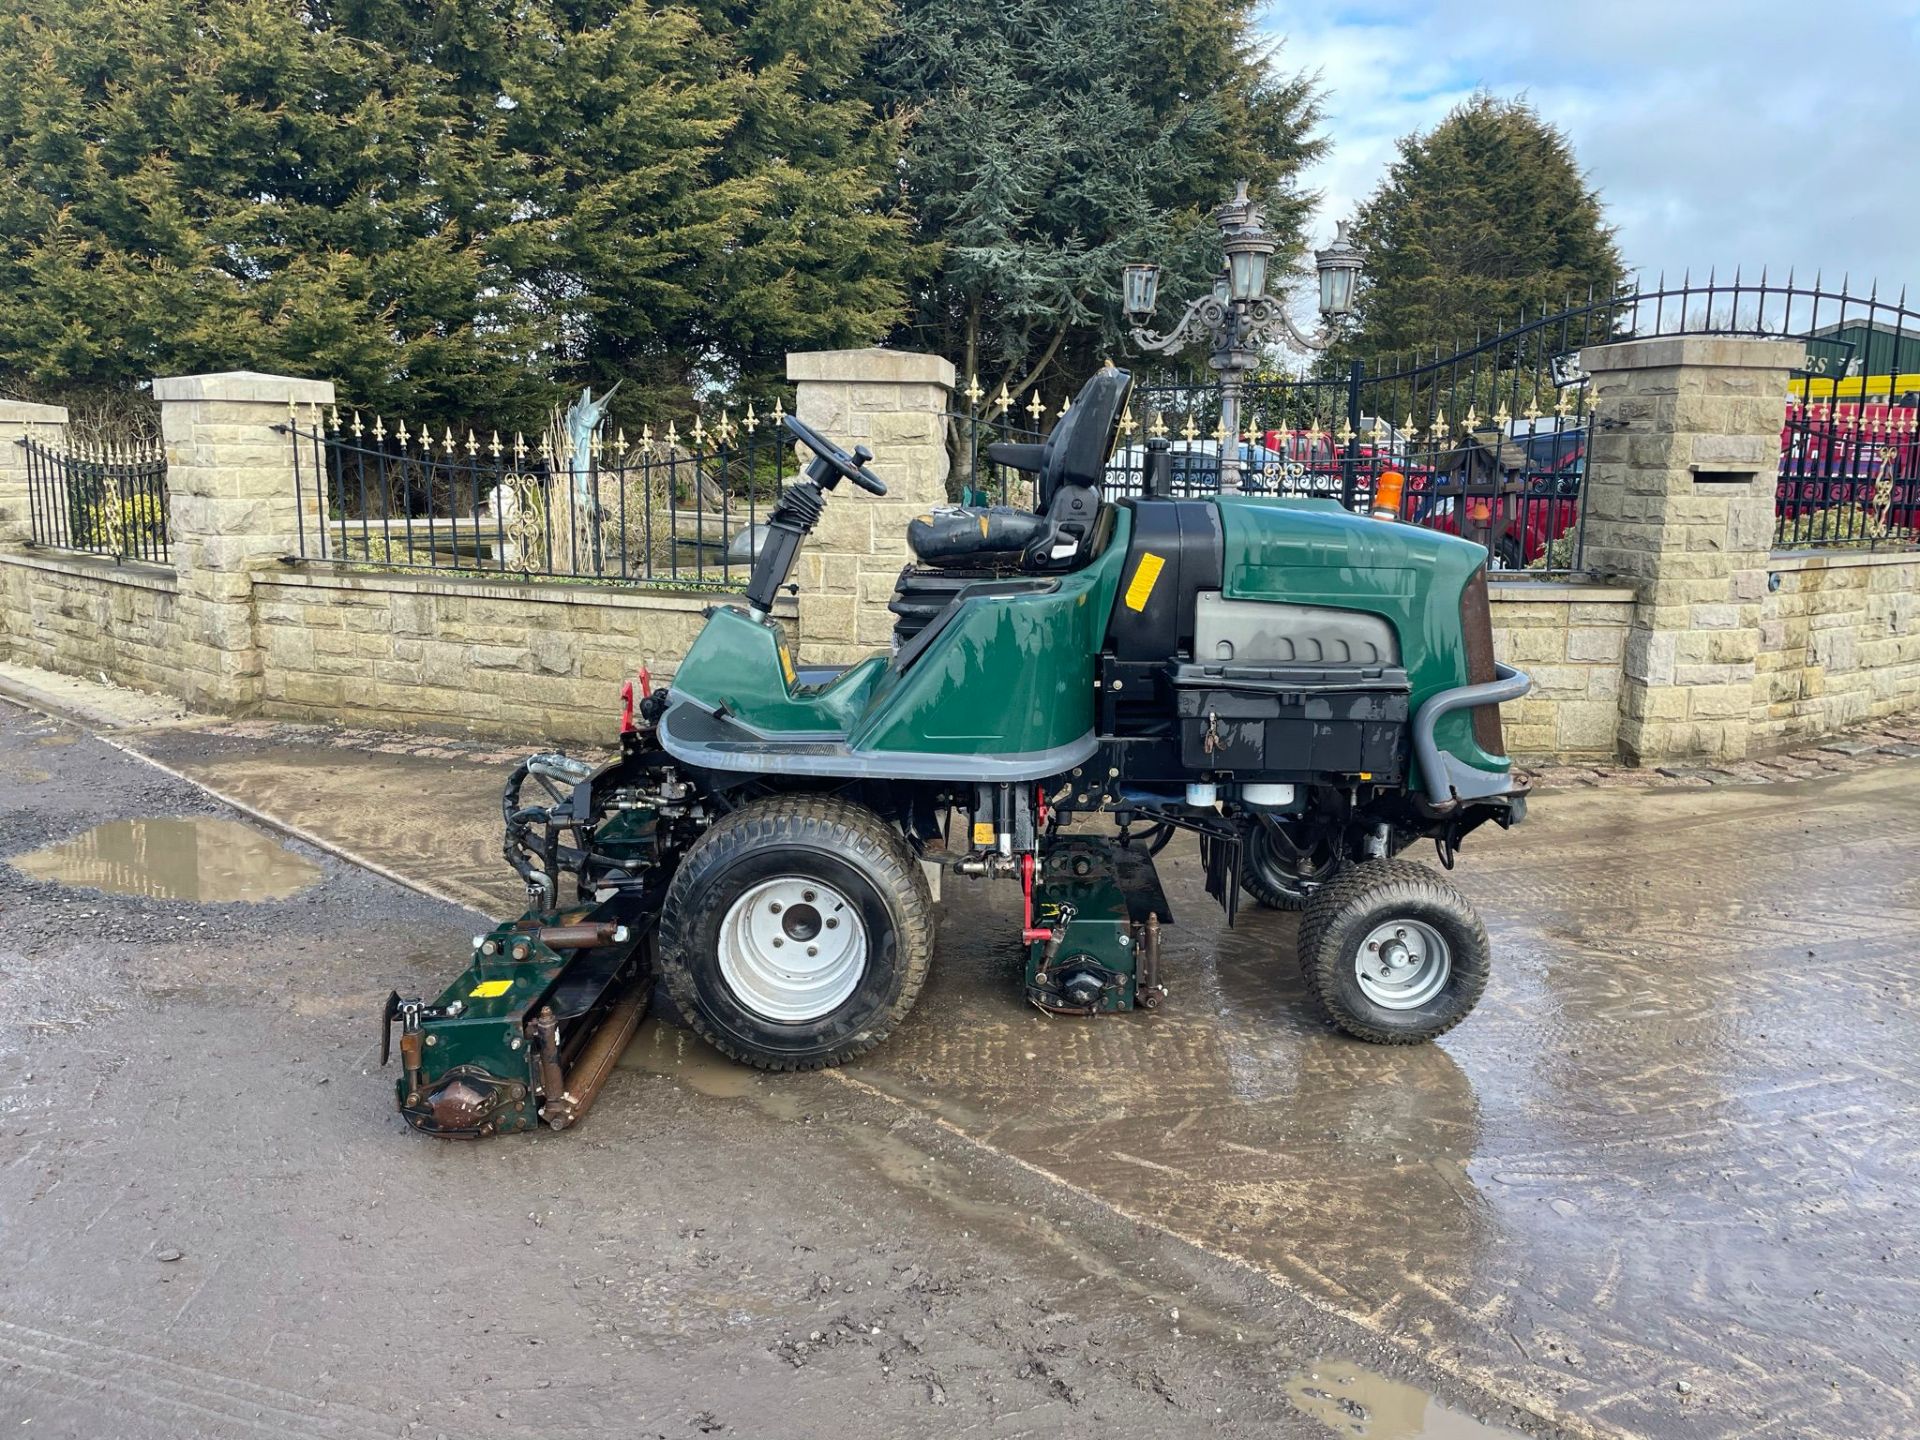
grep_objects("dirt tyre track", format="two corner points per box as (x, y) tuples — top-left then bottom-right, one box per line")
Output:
(1296, 858), (1489, 1044)
(658, 796), (934, 1071)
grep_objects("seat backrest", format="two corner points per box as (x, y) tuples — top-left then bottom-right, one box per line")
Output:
(1038, 367), (1132, 510)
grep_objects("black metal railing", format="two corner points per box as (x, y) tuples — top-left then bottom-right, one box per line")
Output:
(944, 272), (1920, 573)
(283, 401), (796, 586)
(20, 434), (171, 564)
(944, 365), (1592, 575)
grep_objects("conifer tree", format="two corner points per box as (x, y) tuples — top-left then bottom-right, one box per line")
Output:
(878, 0), (1323, 409)
(1338, 94), (1622, 362)
(0, 0), (912, 425)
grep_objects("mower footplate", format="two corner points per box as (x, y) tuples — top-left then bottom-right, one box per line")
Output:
(387, 901), (655, 1138)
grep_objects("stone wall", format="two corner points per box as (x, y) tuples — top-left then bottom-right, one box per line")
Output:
(9, 355), (1920, 765)
(0, 551), (180, 695)
(1753, 551), (1920, 748)
(1576, 336), (1801, 765)
(1487, 582), (1635, 759)
(252, 570), (792, 743)
(786, 349), (954, 665)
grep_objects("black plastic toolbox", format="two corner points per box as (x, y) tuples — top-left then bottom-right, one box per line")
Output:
(1171, 662), (1410, 781)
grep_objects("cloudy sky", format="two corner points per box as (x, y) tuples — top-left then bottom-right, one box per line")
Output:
(1264, 0), (1920, 294)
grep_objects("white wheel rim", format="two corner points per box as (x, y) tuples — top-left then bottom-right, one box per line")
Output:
(718, 876), (867, 1022)
(1355, 918), (1451, 1010)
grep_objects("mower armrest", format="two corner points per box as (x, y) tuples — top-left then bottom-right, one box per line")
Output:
(986, 441), (1047, 474)
(1411, 662), (1531, 808)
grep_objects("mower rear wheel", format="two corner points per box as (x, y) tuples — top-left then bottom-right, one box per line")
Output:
(658, 797), (934, 1071)
(1296, 859), (1489, 1044)
(1242, 821), (1344, 911)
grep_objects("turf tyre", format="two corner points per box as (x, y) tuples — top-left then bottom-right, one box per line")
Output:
(1296, 858), (1489, 1044)
(658, 797), (934, 1070)
(1242, 822), (1344, 911)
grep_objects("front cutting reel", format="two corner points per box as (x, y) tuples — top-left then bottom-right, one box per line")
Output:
(383, 681), (699, 1137)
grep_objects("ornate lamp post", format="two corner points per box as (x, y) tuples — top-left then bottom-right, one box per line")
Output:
(1123, 182), (1362, 492)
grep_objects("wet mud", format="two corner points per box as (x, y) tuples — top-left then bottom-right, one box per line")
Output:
(110, 713), (1920, 1439)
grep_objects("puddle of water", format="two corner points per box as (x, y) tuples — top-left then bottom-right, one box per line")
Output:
(1286, 1361), (1525, 1440)
(619, 1017), (765, 1099)
(9, 817), (323, 902)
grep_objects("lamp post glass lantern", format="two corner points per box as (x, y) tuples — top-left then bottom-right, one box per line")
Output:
(1123, 181), (1363, 493)
(1122, 262), (1161, 321)
(1314, 219), (1362, 319)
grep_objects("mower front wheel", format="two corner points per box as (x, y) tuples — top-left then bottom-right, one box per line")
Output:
(1296, 859), (1490, 1044)
(658, 797), (934, 1071)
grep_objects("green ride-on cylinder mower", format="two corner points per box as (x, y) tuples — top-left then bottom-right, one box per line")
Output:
(383, 366), (1531, 1138)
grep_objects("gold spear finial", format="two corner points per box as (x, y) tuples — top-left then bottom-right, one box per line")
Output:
(489, 429), (502, 459)
(1027, 391), (1046, 424)
(742, 402), (759, 434)
(1181, 414), (1198, 441)
(1149, 411), (1168, 438)
(351, 411), (365, 439)
(964, 375), (983, 407)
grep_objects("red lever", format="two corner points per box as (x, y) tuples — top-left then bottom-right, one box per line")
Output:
(637, 663), (653, 699)
(619, 680), (635, 735)
(1020, 852), (1052, 944)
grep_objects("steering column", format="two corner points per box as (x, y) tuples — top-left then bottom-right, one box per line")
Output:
(744, 415), (887, 614)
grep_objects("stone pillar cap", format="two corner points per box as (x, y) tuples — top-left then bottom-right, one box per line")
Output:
(151, 371), (336, 405)
(1579, 335), (1805, 374)
(0, 399), (69, 424)
(787, 348), (956, 388)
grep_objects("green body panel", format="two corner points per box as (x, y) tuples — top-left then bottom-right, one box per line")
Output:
(850, 509), (1132, 755)
(1211, 497), (1508, 778)
(669, 606), (889, 733)
(669, 511), (1132, 758)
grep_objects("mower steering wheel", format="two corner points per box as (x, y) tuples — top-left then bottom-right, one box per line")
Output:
(782, 413), (887, 495)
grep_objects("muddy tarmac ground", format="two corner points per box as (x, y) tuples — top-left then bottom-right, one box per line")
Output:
(6, 689), (1920, 1438)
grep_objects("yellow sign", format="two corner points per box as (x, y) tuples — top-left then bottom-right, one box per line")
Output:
(469, 979), (513, 999)
(778, 645), (797, 686)
(1123, 552), (1165, 612)
(972, 820), (996, 846)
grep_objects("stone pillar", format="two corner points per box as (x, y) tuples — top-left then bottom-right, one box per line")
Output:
(0, 400), (70, 547)
(1577, 336), (1799, 764)
(786, 348), (955, 662)
(152, 370), (335, 710)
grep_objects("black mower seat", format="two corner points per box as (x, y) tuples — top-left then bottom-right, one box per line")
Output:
(907, 505), (1053, 569)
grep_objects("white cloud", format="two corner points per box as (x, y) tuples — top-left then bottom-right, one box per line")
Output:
(1264, 0), (1920, 292)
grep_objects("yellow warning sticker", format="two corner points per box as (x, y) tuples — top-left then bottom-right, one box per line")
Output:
(779, 645), (797, 686)
(470, 979), (512, 999)
(1124, 551), (1166, 612)
(972, 820), (996, 846)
